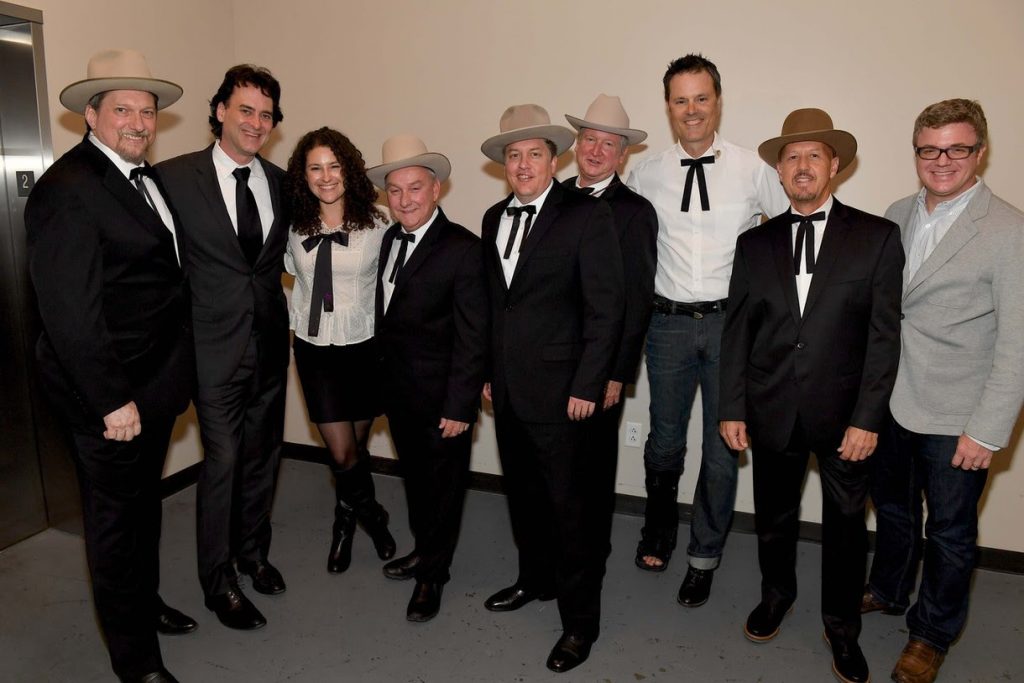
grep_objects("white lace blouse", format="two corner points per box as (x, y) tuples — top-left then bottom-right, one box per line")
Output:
(285, 217), (389, 346)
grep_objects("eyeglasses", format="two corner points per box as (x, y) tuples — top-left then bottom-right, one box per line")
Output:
(914, 143), (981, 160)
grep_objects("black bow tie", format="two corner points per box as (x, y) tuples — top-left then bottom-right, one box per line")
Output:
(389, 231), (416, 284)
(129, 165), (156, 181)
(791, 212), (826, 274)
(129, 165), (159, 214)
(302, 231), (350, 337)
(680, 155), (715, 211)
(576, 185), (595, 195)
(503, 205), (536, 259)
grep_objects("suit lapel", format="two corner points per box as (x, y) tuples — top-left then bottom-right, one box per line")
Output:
(255, 155), (284, 264)
(802, 199), (848, 318)
(194, 145), (244, 259)
(770, 209), (802, 324)
(904, 186), (988, 299)
(394, 209), (446, 290)
(375, 223), (399, 327)
(510, 181), (563, 284)
(483, 196), (510, 295)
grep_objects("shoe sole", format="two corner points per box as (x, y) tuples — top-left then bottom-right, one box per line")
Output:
(823, 632), (871, 683)
(383, 570), (416, 581)
(634, 555), (669, 573)
(743, 606), (793, 643)
(406, 611), (439, 623)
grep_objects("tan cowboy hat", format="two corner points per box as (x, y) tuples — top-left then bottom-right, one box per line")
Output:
(758, 108), (857, 172)
(60, 48), (183, 113)
(480, 104), (576, 163)
(366, 134), (451, 189)
(565, 94), (647, 146)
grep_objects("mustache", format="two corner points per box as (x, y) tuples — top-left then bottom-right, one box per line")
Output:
(118, 128), (151, 139)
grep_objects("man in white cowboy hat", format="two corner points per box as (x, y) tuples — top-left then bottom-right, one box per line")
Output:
(479, 103), (624, 673)
(864, 99), (1024, 683)
(25, 48), (194, 683)
(366, 134), (487, 622)
(718, 108), (904, 683)
(562, 93), (657, 593)
(625, 54), (788, 609)
(158, 65), (288, 631)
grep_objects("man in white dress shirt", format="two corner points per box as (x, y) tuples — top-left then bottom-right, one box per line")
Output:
(626, 54), (788, 607)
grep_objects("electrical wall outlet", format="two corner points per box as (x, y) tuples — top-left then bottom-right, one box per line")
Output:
(624, 421), (643, 447)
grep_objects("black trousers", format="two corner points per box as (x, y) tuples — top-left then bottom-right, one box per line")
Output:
(752, 418), (870, 642)
(195, 332), (286, 597)
(579, 398), (623, 588)
(388, 412), (471, 584)
(494, 408), (602, 640)
(73, 416), (175, 681)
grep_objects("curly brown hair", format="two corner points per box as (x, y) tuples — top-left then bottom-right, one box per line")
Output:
(285, 127), (385, 235)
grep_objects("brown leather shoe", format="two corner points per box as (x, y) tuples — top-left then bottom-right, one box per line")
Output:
(860, 587), (905, 615)
(892, 639), (945, 683)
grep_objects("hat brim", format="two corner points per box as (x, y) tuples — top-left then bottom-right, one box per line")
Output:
(367, 153), (451, 189)
(480, 125), (576, 163)
(758, 130), (857, 173)
(565, 115), (647, 146)
(60, 77), (183, 113)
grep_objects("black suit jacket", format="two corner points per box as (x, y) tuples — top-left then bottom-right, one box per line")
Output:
(562, 174), (657, 384)
(719, 198), (904, 451)
(482, 181), (625, 423)
(25, 139), (194, 432)
(374, 208), (488, 422)
(157, 145), (290, 387)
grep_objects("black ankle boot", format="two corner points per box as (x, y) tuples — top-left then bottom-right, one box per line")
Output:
(327, 478), (357, 573)
(341, 457), (397, 561)
(635, 467), (681, 571)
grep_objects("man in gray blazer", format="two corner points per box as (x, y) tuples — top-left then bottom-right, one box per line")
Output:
(863, 99), (1024, 683)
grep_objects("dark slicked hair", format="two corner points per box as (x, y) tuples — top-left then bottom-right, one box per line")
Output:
(208, 64), (283, 137)
(285, 127), (385, 236)
(913, 98), (988, 148)
(662, 53), (722, 101)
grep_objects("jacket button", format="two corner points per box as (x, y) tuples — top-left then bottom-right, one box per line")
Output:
(506, 304), (514, 311)
(900, 313), (906, 320)
(796, 341), (806, 350)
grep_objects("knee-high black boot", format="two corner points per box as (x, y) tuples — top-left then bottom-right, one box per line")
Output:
(345, 456), (397, 561)
(328, 467), (359, 574)
(635, 467), (681, 572)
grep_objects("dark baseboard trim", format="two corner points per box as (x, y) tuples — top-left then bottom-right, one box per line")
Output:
(161, 442), (1023, 574)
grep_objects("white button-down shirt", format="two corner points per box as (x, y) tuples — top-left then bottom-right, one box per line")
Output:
(381, 207), (439, 312)
(212, 141), (274, 242)
(906, 180), (981, 281)
(496, 180), (555, 287)
(627, 133), (789, 302)
(790, 195), (833, 314)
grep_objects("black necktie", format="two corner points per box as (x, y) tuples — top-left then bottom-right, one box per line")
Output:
(503, 205), (536, 259)
(389, 231), (416, 284)
(302, 231), (350, 337)
(792, 212), (826, 274)
(129, 165), (159, 215)
(233, 167), (263, 266)
(680, 156), (715, 211)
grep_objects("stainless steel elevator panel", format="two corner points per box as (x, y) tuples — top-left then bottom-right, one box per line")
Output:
(0, 3), (80, 550)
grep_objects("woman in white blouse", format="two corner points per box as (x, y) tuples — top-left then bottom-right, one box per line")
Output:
(284, 127), (395, 573)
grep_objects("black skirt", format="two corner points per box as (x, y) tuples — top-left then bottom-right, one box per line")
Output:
(293, 336), (381, 423)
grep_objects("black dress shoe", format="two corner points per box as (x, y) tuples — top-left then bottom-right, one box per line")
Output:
(155, 601), (197, 635)
(743, 601), (793, 642)
(483, 584), (556, 612)
(238, 559), (286, 595)
(823, 631), (870, 683)
(677, 567), (714, 607)
(546, 631), (594, 673)
(383, 552), (420, 581)
(406, 581), (442, 622)
(205, 587), (266, 630)
(133, 668), (180, 683)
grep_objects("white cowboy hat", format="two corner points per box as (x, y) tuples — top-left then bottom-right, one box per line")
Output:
(565, 94), (647, 145)
(366, 134), (451, 189)
(60, 48), (182, 113)
(480, 104), (575, 163)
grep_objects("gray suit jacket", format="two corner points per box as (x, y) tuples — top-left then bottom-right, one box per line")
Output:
(886, 182), (1024, 447)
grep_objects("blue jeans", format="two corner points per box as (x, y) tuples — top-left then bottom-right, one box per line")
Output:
(868, 416), (989, 652)
(644, 310), (737, 569)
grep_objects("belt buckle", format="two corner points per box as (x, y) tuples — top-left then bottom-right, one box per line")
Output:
(693, 311), (704, 320)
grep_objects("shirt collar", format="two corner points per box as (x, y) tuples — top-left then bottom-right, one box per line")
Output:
(510, 179), (555, 212)
(401, 207), (440, 236)
(791, 194), (833, 221)
(88, 132), (146, 180)
(212, 140), (265, 180)
(915, 178), (982, 215)
(576, 173), (615, 195)
(675, 131), (721, 161)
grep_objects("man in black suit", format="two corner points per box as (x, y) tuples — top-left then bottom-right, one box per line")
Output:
(561, 94), (657, 594)
(366, 134), (487, 622)
(479, 104), (624, 673)
(158, 65), (288, 630)
(26, 49), (195, 683)
(719, 109), (904, 683)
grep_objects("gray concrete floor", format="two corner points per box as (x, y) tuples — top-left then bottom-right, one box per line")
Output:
(1, 459), (1021, 682)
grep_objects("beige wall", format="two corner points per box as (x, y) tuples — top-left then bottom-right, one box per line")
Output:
(34, 0), (1024, 552)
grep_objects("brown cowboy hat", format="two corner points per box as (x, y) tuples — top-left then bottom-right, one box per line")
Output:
(565, 94), (647, 145)
(480, 104), (575, 163)
(367, 134), (451, 189)
(758, 108), (857, 172)
(60, 48), (182, 113)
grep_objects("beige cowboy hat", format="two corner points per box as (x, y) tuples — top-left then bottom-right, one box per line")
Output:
(565, 94), (647, 146)
(60, 48), (183, 113)
(480, 104), (576, 163)
(758, 108), (857, 172)
(366, 134), (451, 189)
